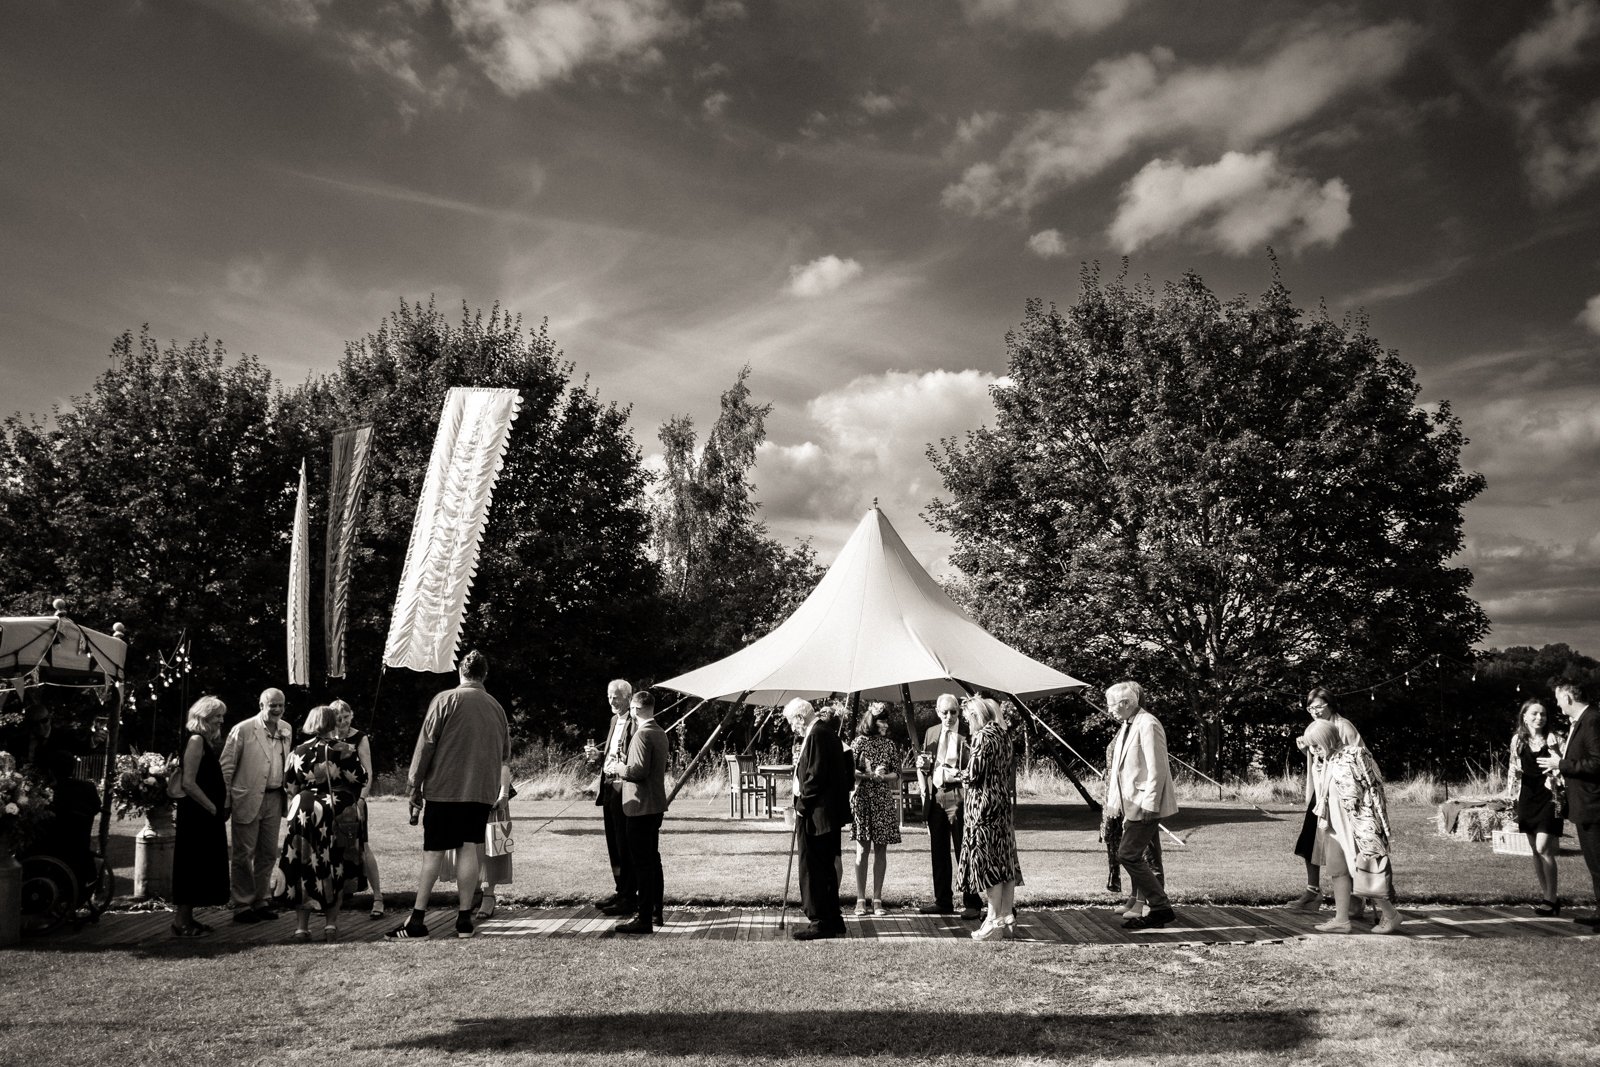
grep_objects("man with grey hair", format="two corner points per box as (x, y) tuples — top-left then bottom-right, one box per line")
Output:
(785, 697), (852, 940)
(917, 693), (983, 918)
(386, 650), (511, 940)
(589, 678), (638, 916)
(1540, 681), (1599, 926)
(1104, 680), (1179, 930)
(220, 687), (293, 923)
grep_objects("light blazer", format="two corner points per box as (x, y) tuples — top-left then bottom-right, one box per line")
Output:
(218, 713), (293, 823)
(1109, 709), (1179, 822)
(617, 718), (669, 817)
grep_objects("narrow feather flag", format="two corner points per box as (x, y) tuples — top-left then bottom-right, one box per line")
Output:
(382, 387), (522, 673)
(323, 424), (374, 679)
(286, 459), (311, 686)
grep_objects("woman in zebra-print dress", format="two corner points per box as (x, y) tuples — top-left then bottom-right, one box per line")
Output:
(956, 696), (1023, 941)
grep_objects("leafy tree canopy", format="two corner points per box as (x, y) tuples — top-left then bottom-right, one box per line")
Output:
(928, 265), (1488, 772)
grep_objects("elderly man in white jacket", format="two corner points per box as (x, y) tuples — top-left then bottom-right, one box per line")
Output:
(219, 688), (293, 922)
(1104, 681), (1180, 930)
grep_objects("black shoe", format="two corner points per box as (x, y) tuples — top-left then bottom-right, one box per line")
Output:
(614, 917), (654, 934)
(959, 907), (982, 921)
(232, 909), (260, 924)
(599, 899), (637, 916)
(1106, 878), (1122, 894)
(791, 923), (844, 941)
(1123, 907), (1176, 930)
(596, 892), (624, 910)
(1533, 899), (1560, 917)
(385, 922), (430, 940)
(252, 906), (279, 921)
(455, 914), (475, 939)
(654, 909), (665, 926)
(918, 902), (955, 915)
(1572, 914), (1600, 927)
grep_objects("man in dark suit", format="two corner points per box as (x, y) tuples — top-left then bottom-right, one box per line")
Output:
(1541, 681), (1599, 926)
(784, 697), (851, 940)
(605, 689), (669, 934)
(917, 694), (983, 919)
(586, 679), (636, 916)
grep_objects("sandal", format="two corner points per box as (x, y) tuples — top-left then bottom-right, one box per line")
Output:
(854, 900), (868, 916)
(1533, 899), (1560, 917)
(473, 893), (497, 922)
(290, 929), (312, 943)
(369, 899), (385, 920)
(324, 922), (339, 943)
(872, 901), (887, 916)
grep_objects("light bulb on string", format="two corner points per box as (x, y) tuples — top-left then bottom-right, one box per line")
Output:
(1370, 689), (1376, 702)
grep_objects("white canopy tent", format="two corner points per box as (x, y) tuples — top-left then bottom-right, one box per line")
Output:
(659, 506), (1087, 705)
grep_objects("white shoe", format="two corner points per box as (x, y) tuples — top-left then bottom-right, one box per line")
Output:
(971, 919), (1005, 942)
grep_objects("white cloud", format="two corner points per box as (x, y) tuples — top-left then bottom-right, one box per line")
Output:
(1582, 292), (1600, 334)
(702, 90), (731, 118)
(785, 255), (865, 297)
(1108, 151), (1352, 255)
(941, 17), (1417, 216)
(443, 0), (681, 94)
(1502, 0), (1600, 201)
(958, 0), (1137, 38)
(1505, 0), (1600, 77)
(756, 370), (1002, 564)
(952, 111), (1002, 146)
(858, 91), (899, 117)
(1026, 229), (1070, 258)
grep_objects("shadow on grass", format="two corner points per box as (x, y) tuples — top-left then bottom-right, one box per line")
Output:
(380, 1008), (1316, 1057)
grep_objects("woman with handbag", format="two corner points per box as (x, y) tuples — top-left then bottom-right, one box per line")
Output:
(1303, 719), (1402, 934)
(1503, 697), (1566, 915)
(474, 764), (515, 921)
(275, 705), (367, 942)
(331, 700), (385, 919)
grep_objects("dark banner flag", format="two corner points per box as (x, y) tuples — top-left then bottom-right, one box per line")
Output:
(324, 425), (374, 679)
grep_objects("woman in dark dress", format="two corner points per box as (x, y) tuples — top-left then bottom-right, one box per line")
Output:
(1504, 697), (1565, 915)
(330, 700), (380, 917)
(276, 705), (367, 942)
(172, 696), (229, 937)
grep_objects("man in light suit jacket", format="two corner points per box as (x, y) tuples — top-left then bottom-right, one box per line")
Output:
(1541, 681), (1600, 926)
(219, 688), (293, 922)
(1105, 680), (1179, 930)
(605, 689), (669, 934)
(785, 697), (852, 940)
(916, 694), (983, 918)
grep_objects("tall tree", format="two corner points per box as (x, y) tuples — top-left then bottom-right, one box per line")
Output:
(928, 266), (1488, 772)
(650, 366), (823, 672)
(321, 300), (659, 754)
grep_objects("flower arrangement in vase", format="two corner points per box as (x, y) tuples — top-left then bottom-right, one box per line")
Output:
(0, 750), (54, 849)
(110, 751), (175, 819)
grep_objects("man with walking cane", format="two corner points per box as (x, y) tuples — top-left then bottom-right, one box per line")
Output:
(783, 698), (851, 940)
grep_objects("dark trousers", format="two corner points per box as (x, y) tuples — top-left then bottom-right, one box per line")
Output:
(1577, 822), (1600, 903)
(1117, 818), (1170, 910)
(601, 787), (634, 900)
(624, 812), (664, 925)
(926, 794), (983, 910)
(798, 824), (843, 929)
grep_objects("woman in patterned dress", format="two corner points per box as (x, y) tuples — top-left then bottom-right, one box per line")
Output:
(1304, 719), (1402, 934)
(275, 705), (367, 942)
(849, 702), (903, 916)
(331, 700), (384, 918)
(957, 696), (1023, 941)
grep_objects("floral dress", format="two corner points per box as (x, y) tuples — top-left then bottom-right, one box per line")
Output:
(274, 735), (367, 911)
(958, 723), (1024, 894)
(849, 734), (903, 845)
(1318, 747), (1392, 893)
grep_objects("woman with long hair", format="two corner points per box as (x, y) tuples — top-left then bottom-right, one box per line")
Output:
(1302, 718), (1402, 934)
(1503, 697), (1566, 915)
(849, 701), (902, 915)
(171, 696), (229, 937)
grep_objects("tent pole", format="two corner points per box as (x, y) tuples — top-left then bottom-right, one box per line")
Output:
(665, 691), (750, 807)
(663, 698), (711, 735)
(741, 703), (778, 756)
(1010, 695), (1103, 814)
(898, 683), (919, 751)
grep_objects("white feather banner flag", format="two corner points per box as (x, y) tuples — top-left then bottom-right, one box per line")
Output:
(383, 387), (523, 673)
(287, 459), (311, 687)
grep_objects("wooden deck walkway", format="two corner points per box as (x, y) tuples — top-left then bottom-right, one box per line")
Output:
(21, 903), (1599, 949)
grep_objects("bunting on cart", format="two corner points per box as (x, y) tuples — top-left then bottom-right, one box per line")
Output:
(382, 387), (522, 674)
(324, 425), (374, 679)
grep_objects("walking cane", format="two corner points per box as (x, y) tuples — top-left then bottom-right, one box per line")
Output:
(778, 809), (801, 929)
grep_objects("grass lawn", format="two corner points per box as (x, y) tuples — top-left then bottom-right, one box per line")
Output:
(94, 793), (1588, 908)
(3, 936), (1597, 1066)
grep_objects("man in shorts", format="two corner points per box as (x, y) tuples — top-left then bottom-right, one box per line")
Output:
(386, 650), (511, 940)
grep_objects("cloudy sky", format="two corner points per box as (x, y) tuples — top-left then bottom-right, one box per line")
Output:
(5, 0), (1599, 652)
